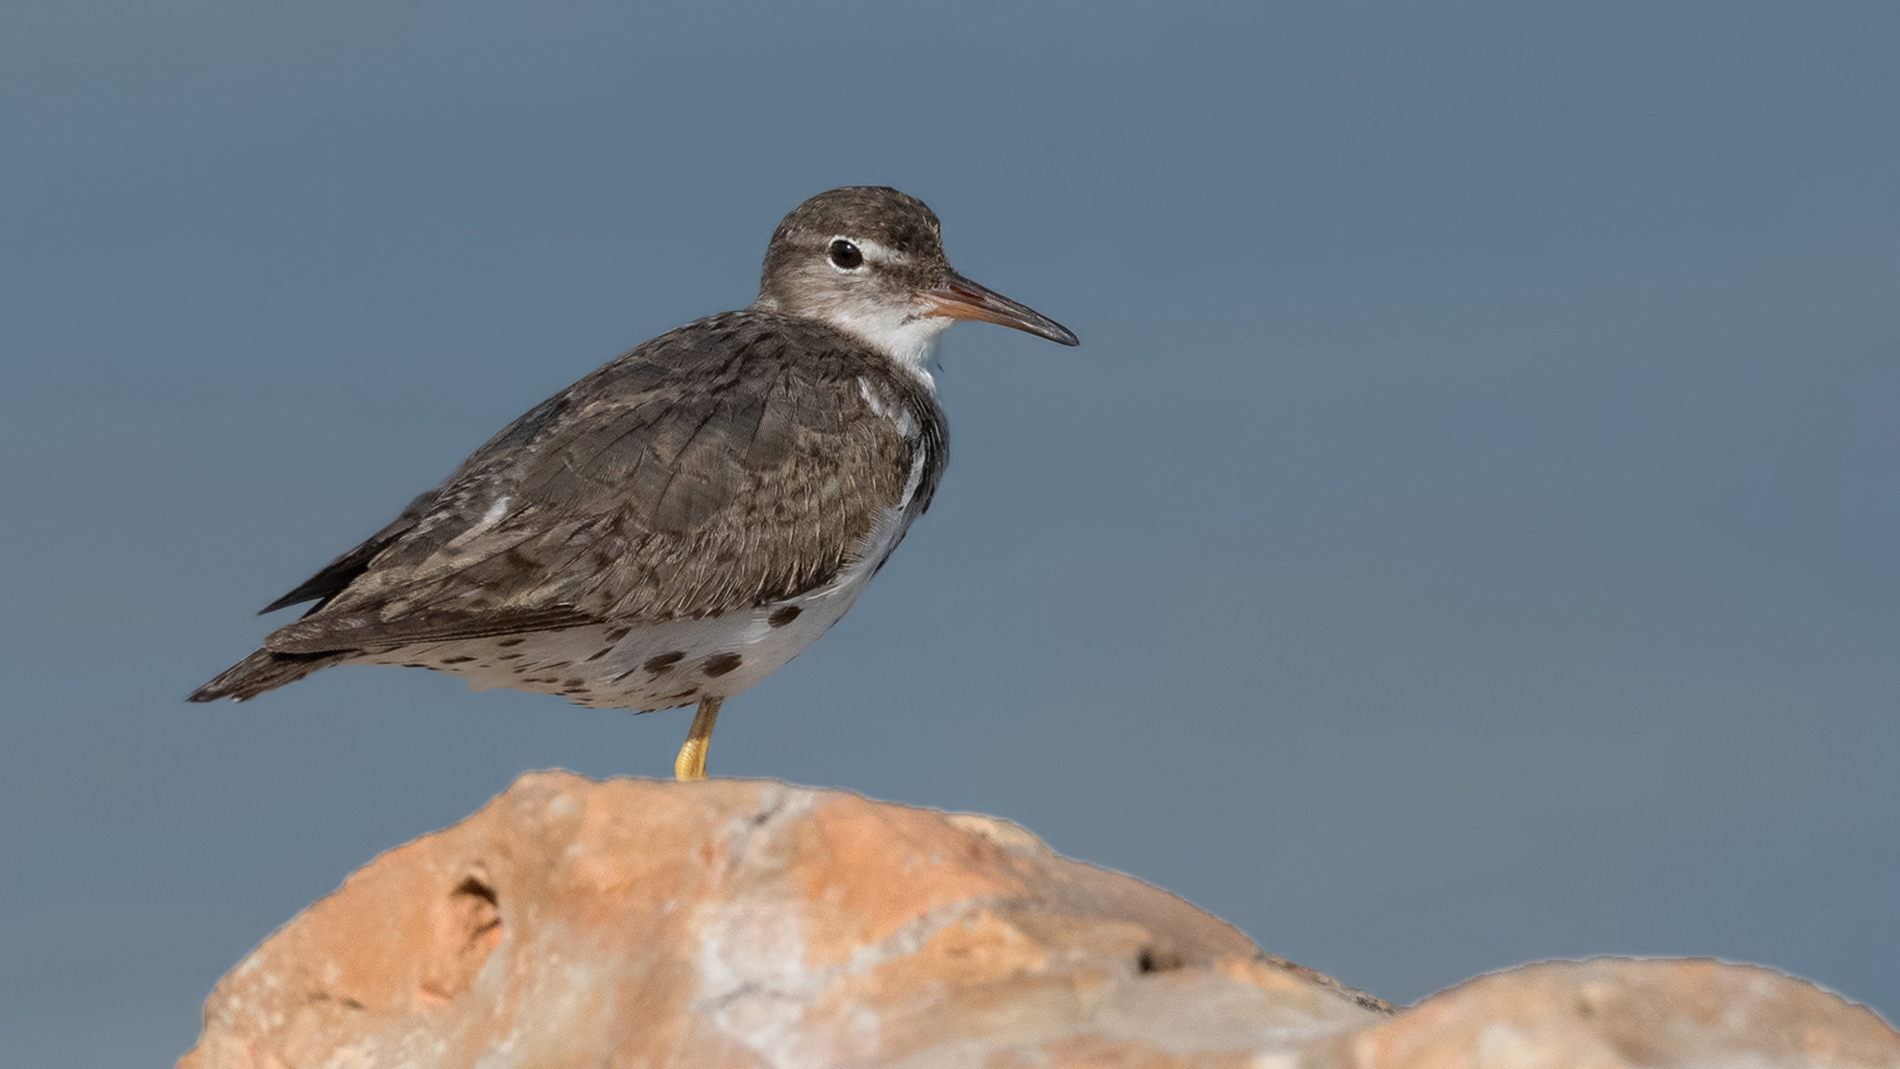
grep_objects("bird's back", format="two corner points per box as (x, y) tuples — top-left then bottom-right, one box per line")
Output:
(191, 309), (947, 707)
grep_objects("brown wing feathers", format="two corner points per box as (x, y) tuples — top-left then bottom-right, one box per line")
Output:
(188, 312), (946, 702)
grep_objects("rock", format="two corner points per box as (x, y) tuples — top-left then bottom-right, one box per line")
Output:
(179, 772), (1387, 1068)
(179, 772), (1899, 1069)
(1307, 958), (1900, 1069)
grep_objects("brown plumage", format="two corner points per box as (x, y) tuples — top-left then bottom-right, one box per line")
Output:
(191, 310), (946, 699)
(189, 186), (1076, 775)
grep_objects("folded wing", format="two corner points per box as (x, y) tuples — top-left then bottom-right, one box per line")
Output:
(256, 313), (944, 658)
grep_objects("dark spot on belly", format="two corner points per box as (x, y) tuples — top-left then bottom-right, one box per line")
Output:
(661, 687), (699, 703)
(525, 676), (560, 685)
(606, 626), (632, 643)
(495, 637), (526, 648)
(768, 605), (802, 627)
(561, 679), (589, 691)
(582, 646), (613, 662)
(403, 662), (427, 669)
(440, 655), (476, 665)
(498, 652), (522, 661)
(644, 651), (686, 673)
(702, 653), (743, 677)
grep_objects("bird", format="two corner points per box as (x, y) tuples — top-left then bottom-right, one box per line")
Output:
(189, 186), (1078, 780)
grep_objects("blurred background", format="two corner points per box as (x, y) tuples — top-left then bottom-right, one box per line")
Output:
(3, 2), (1896, 1062)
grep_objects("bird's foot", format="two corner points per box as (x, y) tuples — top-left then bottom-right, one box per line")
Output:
(673, 696), (722, 781)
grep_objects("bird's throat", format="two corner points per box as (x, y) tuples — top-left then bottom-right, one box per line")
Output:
(822, 309), (950, 388)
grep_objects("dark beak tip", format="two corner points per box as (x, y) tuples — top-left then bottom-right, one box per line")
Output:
(1011, 316), (1079, 347)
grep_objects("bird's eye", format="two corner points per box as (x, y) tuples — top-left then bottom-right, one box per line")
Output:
(828, 239), (864, 270)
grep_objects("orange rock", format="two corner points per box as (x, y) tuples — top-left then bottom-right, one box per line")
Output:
(179, 772), (1899, 1069)
(180, 772), (1386, 1068)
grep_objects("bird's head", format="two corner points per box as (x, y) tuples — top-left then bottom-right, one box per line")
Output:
(754, 186), (1078, 373)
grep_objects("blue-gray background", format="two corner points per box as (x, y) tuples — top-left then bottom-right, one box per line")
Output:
(4, 2), (1896, 1062)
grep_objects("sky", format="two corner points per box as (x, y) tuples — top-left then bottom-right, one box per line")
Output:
(3, 2), (1897, 1063)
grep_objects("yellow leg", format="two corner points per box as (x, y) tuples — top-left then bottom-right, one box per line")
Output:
(674, 696), (722, 781)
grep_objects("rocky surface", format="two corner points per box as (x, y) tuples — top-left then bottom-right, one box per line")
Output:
(180, 772), (1898, 1068)
(1303, 957), (1900, 1069)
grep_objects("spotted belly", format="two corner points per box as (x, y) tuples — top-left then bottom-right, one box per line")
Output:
(346, 580), (868, 711)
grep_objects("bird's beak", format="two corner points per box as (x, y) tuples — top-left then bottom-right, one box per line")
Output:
(922, 271), (1080, 346)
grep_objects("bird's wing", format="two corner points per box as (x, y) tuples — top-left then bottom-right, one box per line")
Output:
(258, 490), (436, 614)
(263, 314), (945, 656)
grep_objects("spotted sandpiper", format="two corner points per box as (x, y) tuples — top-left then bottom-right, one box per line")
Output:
(190, 186), (1077, 780)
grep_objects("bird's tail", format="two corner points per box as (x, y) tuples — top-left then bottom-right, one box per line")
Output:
(187, 648), (348, 703)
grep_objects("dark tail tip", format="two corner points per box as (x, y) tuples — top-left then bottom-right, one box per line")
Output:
(188, 648), (346, 703)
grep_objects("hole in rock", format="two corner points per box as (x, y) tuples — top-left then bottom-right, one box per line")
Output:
(450, 874), (503, 947)
(454, 875), (499, 908)
(1135, 946), (1183, 974)
(417, 873), (506, 1004)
